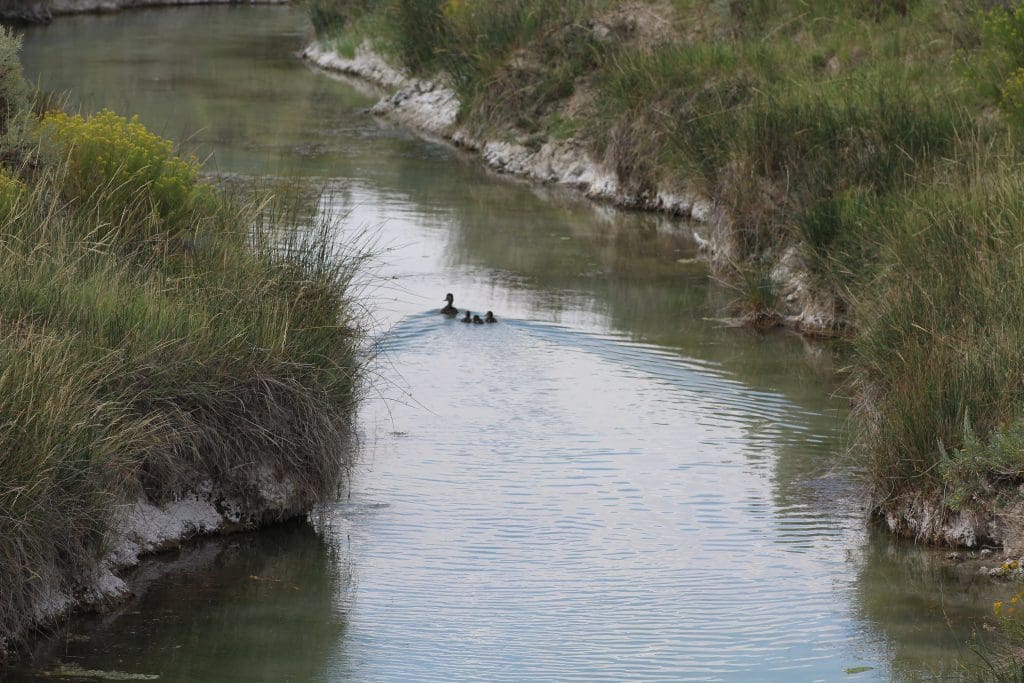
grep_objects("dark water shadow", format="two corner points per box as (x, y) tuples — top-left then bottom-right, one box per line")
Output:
(7, 520), (350, 683)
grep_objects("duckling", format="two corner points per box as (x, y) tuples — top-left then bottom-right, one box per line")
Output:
(461, 311), (472, 323)
(484, 311), (497, 323)
(441, 293), (458, 316)
(472, 314), (484, 324)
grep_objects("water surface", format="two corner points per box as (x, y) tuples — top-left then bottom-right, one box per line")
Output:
(12, 8), (1009, 681)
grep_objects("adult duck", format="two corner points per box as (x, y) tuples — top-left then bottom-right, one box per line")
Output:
(441, 293), (458, 316)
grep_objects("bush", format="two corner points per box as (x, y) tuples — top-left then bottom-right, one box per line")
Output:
(940, 417), (1024, 510)
(306, 0), (348, 36)
(977, 3), (1024, 127)
(1001, 66), (1024, 126)
(39, 109), (203, 228)
(0, 329), (139, 645)
(593, 40), (964, 259)
(0, 27), (30, 152)
(442, 0), (602, 129)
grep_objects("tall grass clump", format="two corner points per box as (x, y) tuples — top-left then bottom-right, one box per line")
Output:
(436, 0), (602, 127)
(0, 329), (145, 646)
(851, 168), (1024, 511)
(392, 0), (448, 72)
(0, 32), (368, 650)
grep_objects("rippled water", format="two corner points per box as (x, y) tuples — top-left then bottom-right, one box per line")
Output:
(10, 7), (1010, 681)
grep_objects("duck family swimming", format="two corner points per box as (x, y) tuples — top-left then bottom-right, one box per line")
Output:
(443, 294), (498, 325)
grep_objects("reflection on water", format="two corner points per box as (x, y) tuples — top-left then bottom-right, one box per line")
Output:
(13, 6), (1006, 681)
(11, 522), (349, 682)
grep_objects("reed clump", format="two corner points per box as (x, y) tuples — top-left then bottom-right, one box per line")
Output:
(850, 165), (1024, 513)
(0, 28), (367, 649)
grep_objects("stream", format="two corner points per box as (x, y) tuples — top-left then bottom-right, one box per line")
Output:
(8, 6), (1010, 681)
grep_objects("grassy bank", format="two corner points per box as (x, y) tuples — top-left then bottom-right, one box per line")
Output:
(306, 0), (1024, 546)
(0, 29), (366, 649)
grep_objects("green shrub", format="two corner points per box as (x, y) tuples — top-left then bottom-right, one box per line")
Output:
(594, 40), (964, 258)
(1001, 65), (1024, 127)
(975, 2), (1024, 126)
(310, 0), (602, 129)
(306, 0), (346, 36)
(940, 417), (1024, 510)
(855, 0), (915, 20)
(444, 0), (602, 129)
(304, 0), (380, 38)
(0, 28), (29, 146)
(983, 3), (1024, 68)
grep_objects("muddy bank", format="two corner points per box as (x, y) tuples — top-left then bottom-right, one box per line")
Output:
(302, 41), (838, 336)
(19, 517), (341, 680)
(0, 0), (286, 24)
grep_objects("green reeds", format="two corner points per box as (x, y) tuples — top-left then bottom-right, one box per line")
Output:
(850, 165), (1024, 509)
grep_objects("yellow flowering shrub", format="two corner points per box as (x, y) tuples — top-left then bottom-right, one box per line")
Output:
(40, 109), (201, 219)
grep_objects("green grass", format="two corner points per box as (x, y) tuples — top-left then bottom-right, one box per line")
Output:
(0, 29), (367, 649)
(849, 162), (1024, 508)
(590, 5), (979, 262)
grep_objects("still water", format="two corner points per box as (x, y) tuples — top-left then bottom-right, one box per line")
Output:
(11, 7), (1008, 681)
